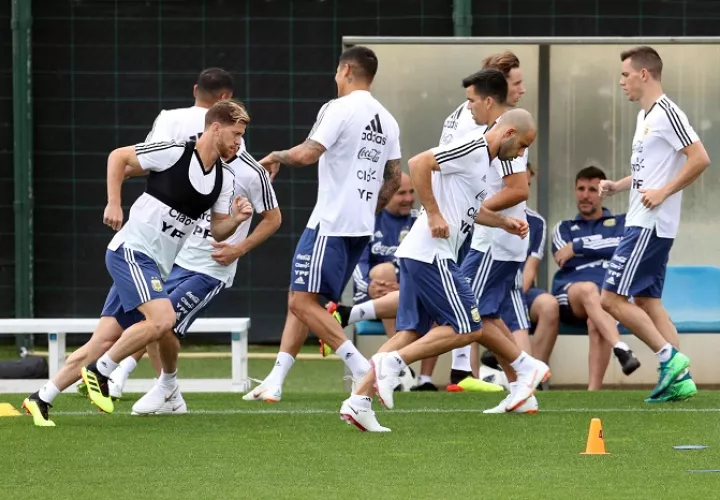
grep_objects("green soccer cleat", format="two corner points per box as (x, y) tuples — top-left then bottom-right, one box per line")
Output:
(645, 377), (697, 403)
(648, 349), (690, 399)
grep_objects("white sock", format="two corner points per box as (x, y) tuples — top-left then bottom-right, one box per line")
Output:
(349, 302), (376, 324)
(349, 394), (372, 408)
(386, 350), (408, 372)
(112, 357), (138, 385)
(158, 370), (178, 390)
(509, 351), (533, 373)
(419, 375), (433, 385)
(337, 340), (371, 378)
(451, 346), (472, 371)
(613, 341), (630, 351)
(266, 352), (295, 385)
(96, 354), (118, 377)
(38, 381), (60, 404)
(655, 343), (673, 363)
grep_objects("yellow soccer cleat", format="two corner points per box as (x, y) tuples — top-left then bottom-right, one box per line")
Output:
(81, 365), (115, 414)
(447, 376), (505, 393)
(22, 394), (56, 427)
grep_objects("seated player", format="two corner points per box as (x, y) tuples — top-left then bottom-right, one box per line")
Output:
(551, 166), (640, 390)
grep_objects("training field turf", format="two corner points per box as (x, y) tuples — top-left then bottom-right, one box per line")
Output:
(1, 350), (719, 499)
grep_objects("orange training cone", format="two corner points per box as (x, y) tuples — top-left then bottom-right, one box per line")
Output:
(581, 418), (610, 455)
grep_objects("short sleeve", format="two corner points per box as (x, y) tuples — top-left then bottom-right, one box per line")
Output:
(135, 141), (185, 172)
(145, 111), (177, 143)
(212, 164), (235, 215)
(430, 135), (487, 175)
(308, 100), (346, 150)
(494, 148), (528, 178)
(656, 101), (700, 152)
(237, 151), (278, 213)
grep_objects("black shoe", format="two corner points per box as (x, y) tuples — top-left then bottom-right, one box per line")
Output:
(410, 382), (439, 392)
(481, 350), (500, 371)
(85, 362), (111, 398)
(23, 391), (53, 421)
(614, 347), (641, 375)
(450, 369), (473, 385)
(328, 302), (351, 328)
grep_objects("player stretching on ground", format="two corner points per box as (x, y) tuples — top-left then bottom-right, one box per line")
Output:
(243, 46), (402, 403)
(22, 101), (252, 425)
(339, 76), (548, 433)
(600, 46), (710, 402)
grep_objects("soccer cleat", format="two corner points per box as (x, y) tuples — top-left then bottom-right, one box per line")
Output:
(483, 392), (539, 414)
(614, 347), (641, 376)
(242, 381), (282, 403)
(319, 339), (333, 358)
(648, 350), (690, 399)
(131, 384), (187, 415)
(505, 358), (550, 412)
(410, 381), (438, 392)
(447, 376), (505, 393)
(80, 364), (114, 414)
(325, 301), (351, 328)
(339, 398), (390, 432)
(22, 392), (56, 427)
(645, 372), (697, 403)
(372, 353), (400, 410)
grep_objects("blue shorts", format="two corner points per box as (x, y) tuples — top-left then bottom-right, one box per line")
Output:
(103, 245), (168, 314)
(602, 226), (673, 298)
(102, 264), (225, 337)
(460, 248), (521, 318)
(290, 226), (370, 303)
(396, 257), (482, 336)
(525, 287), (546, 314)
(499, 269), (530, 332)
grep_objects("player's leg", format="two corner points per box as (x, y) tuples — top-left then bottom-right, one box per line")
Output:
(289, 229), (372, 381)
(327, 290), (399, 328)
(377, 259), (549, 412)
(80, 246), (175, 413)
(106, 348), (149, 400)
(586, 318), (612, 390)
(527, 288), (559, 364)
(566, 281), (640, 375)
(368, 263), (400, 338)
(22, 289), (129, 426)
(131, 266), (224, 415)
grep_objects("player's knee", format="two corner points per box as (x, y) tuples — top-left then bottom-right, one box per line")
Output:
(574, 281), (600, 302)
(145, 307), (176, 340)
(369, 262), (397, 283)
(535, 294), (559, 321)
(599, 290), (619, 315)
(288, 292), (311, 318)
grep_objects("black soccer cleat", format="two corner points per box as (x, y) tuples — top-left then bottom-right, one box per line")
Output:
(326, 302), (351, 328)
(614, 347), (641, 376)
(22, 391), (55, 427)
(410, 382), (439, 392)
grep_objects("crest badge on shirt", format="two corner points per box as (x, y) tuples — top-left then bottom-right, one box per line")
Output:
(399, 227), (410, 243)
(151, 277), (163, 292)
(471, 306), (481, 323)
(603, 218), (616, 227)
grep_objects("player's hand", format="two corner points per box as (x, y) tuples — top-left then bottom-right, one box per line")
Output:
(502, 217), (529, 238)
(211, 241), (243, 266)
(599, 180), (617, 197)
(554, 242), (575, 268)
(231, 196), (253, 223)
(428, 212), (450, 239)
(638, 188), (668, 209)
(259, 154), (280, 181)
(103, 203), (124, 231)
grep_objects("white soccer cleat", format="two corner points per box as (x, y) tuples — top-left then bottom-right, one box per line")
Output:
(339, 398), (390, 432)
(131, 384), (187, 415)
(483, 392), (539, 414)
(242, 382), (282, 403)
(506, 359), (550, 412)
(372, 353), (400, 409)
(108, 377), (124, 400)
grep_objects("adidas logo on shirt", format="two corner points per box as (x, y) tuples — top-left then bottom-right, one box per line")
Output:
(362, 114), (387, 145)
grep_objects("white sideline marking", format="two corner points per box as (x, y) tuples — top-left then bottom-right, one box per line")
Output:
(51, 407), (720, 416)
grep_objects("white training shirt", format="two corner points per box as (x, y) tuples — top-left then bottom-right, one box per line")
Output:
(306, 90), (401, 237)
(174, 151), (278, 286)
(627, 94), (699, 238)
(395, 132), (490, 264)
(107, 142), (235, 280)
(438, 104), (528, 261)
(146, 105), (246, 152)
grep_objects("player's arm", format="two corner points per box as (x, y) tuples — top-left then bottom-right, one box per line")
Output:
(599, 176), (632, 197)
(125, 111), (177, 179)
(266, 139), (327, 167)
(572, 236), (622, 259)
(552, 220), (576, 268)
(522, 214), (547, 292)
(642, 141), (710, 208)
(522, 256), (540, 292)
(210, 169), (252, 242)
(352, 245), (372, 302)
(407, 151), (448, 238)
(376, 159), (402, 214)
(474, 207), (528, 238)
(481, 154), (530, 211)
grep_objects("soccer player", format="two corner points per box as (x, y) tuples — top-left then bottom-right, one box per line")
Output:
(243, 45), (402, 402)
(78, 67), (241, 399)
(599, 46), (710, 402)
(22, 100), (253, 425)
(339, 77), (547, 433)
(552, 166), (639, 390)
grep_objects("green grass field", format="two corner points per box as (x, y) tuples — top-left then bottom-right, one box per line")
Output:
(1, 349), (720, 499)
